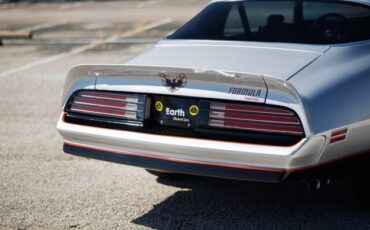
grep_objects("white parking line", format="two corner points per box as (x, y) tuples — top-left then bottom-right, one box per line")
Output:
(137, 0), (161, 8)
(18, 20), (69, 33)
(0, 18), (173, 78)
(0, 3), (15, 9)
(2, 38), (160, 45)
(58, 3), (81, 11)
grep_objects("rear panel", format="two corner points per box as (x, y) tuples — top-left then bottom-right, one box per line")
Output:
(61, 65), (311, 147)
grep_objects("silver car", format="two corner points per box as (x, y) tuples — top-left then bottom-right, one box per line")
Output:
(57, 0), (370, 203)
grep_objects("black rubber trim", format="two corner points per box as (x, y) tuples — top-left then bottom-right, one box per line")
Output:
(63, 143), (286, 183)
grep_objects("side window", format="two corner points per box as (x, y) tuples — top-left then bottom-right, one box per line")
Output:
(223, 4), (244, 37)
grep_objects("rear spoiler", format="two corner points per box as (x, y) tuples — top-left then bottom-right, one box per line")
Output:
(62, 64), (268, 106)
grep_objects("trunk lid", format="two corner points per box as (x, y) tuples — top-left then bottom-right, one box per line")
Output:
(126, 40), (329, 81)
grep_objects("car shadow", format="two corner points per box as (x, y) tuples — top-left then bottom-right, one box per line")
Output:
(133, 175), (370, 229)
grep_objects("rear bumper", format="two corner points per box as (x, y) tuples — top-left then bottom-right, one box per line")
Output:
(64, 142), (286, 182)
(57, 114), (327, 182)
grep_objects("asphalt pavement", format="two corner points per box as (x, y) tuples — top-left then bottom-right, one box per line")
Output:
(0, 1), (369, 229)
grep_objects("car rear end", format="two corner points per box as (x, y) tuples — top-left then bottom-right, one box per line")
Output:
(57, 65), (327, 182)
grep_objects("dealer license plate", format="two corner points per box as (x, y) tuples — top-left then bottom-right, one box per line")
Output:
(153, 96), (200, 129)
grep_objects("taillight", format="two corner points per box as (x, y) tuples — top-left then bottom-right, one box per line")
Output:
(66, 91), (149, 121)
(207, 102), (304, 136)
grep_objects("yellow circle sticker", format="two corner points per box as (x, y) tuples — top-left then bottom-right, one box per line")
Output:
(189, 105), (199, 116)
(155, 101), (164, 112)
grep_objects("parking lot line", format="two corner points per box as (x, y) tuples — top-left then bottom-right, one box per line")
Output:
(137, 0), (161, 8)
(0, 18), (173, 77)
(18, 20), (69, 33)
(58, 2), (81, 11)
(1, 38), (161, 46)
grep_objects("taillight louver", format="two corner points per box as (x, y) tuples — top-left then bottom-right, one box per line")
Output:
(330, 128), (348, 143)
(67, 91), (147, 121)
(207, 102), (304, 136)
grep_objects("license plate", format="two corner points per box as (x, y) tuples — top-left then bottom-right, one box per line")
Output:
(153, 96), (199, 129)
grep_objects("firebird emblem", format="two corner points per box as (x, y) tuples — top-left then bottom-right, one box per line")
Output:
(158, 73), (187, 92)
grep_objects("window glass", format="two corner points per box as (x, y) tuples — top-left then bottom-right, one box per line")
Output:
(243, 1), (294, 32)
(167, 2), (231, 40)
(304, 2), (370, 20)
(168, 1), (370, 44)
(224, 4), (244, 37)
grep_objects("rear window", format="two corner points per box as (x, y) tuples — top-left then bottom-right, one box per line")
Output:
(168, 0), (370, 44)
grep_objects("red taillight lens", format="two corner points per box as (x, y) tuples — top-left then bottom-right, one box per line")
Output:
(208, 102), (304, 136)
(210, 102), (293, 116)
(67, 91), (147, 120)
(79, 91), (139, 103)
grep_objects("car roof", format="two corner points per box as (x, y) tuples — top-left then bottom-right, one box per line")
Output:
(209, 0), (370, 7)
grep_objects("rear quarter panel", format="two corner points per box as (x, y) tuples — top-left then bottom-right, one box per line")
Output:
(289, 41), (370, 162)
